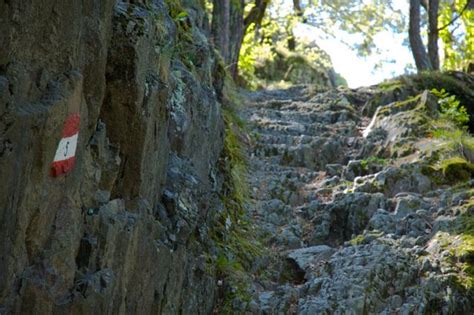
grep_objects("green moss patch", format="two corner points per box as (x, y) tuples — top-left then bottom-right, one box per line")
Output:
(348, 231), (384, 246)
(360, 156), (388, 171)
(426, 213), (474, 293)
(452, 214), (474, 290)
(377, 79), (404, 92)
(422, 157), (474, 186)
(439, 157), (474, 183)
(371, 72), (474, 131)
(349, 234), (366, 246)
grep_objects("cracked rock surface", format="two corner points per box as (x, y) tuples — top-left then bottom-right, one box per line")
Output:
(241, 82), (474, 314)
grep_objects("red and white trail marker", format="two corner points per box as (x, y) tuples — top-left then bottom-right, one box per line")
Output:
(50, 113), (80, 177)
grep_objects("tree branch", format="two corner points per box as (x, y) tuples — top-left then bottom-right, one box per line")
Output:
(437, 0), (471, 31)
(243, 0), (269, 32)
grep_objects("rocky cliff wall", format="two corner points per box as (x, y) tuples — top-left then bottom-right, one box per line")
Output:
(0, 1), (225, 313)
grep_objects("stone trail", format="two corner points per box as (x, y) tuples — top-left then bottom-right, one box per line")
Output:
(239, 85), (473, 314)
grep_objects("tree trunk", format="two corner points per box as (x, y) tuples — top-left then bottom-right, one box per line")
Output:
(409, 0), (432, 71)
(211, 0), (231, 62)
(212, 0), (268, 79)
(228, 0), (245, 78)
(428, 0), (440, 70)
(293, 0), (303, 16)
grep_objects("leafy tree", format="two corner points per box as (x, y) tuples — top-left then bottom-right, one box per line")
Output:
(211, 0), (269, 78)
(409, 0), (472, 72)
(438, 0), (473, 71)
(286, 0), (472, 72)
(291, 0), (406, 57)
(237, 1), (336, 88)
(209, 0), (472, 86)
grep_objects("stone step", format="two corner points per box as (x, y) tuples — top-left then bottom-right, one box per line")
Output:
(244, 106), (361, 126)
(251, 141), (359, 170)
(252, 130), (362, 147)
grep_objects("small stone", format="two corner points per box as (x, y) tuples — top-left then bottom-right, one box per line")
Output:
(288, 245), (335, 271)
(326, 164), (343, 177)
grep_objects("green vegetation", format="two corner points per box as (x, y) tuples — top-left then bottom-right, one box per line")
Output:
(366, 75), (474, 188)
(349, 234), (366, 246)
(238, 18), (338, 89)
(392, 142), (417, 158)
(421, 114), (474, 184)
(424, 88), (474, 170)
(407, 72), (474, 112)
(378, 94), (421, 116)
(221, 107), (249, 213)
(376, 73), (474, 118)
(453, 214), (474, 289)
(430, 211), (474, 292)
(238, 23), (274, 89)
(438, 157), (474, 183)
(349, 231), (384, 246)
(210, 79), (265, 313)
(162, 0), (209, 74)
(439, 0), (474, 71)
(423, 156), (474, 185)
(431, 126), (474, 161)
(378, 79), (404, 92)
(432, 127), (465, 141)
(164, 0), (186, 20)
(431, 88), (469, 128)
(211, 0), (472, 87)
(360, 156), (388, 171)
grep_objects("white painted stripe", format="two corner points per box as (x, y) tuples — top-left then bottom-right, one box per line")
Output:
(53, 133), (78, 162)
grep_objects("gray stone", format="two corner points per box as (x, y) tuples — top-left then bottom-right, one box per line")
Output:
(343, 159), (364, 181)
(393, 195), (429, 218)
(287, 245), (335, 271)
(94, 190), (111, 204)
(326, 163), (344, 177)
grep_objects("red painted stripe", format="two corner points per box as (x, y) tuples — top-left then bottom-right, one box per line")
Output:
(62, 113), (80, 137)
(50, 157), (76, 177)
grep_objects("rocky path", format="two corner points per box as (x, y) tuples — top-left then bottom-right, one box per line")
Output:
(239, 85), (473, 314)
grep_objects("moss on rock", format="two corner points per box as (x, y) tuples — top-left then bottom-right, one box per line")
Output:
(368, 72), (474, 123)
(439, 157), (474, 184)
(451, 214), (474, 291)
(421, 156), (474, 186)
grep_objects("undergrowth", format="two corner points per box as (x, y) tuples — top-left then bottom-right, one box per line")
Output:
(423, 87), (474, 177)
(360, 156), (388, 170)
(400, 72), (474, 110)
(431, 88), (469, 128)
(211, 77), (265, 313)
(453, 214), (474, 290)
(401, 86), (474, 292)
(430, 211), (474, 293)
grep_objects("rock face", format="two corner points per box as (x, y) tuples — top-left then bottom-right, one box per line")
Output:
(0, 1), (225, 313)
(241, 78), (474, 314)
